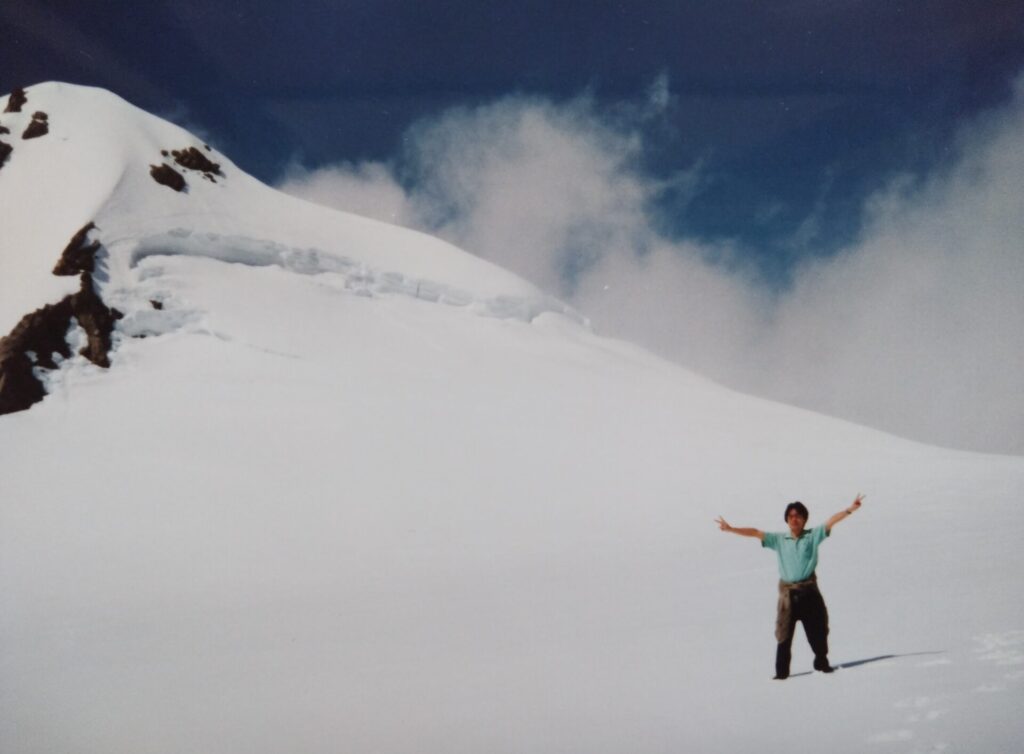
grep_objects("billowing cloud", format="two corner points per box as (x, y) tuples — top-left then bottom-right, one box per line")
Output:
(279, 161), (415, 229)
(282, 96), (660, 297)
(279, 77), (1024, 455)
(753, 84), (1024, 454)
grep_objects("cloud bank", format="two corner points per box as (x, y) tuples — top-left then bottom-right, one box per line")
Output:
(278, 78), (1024, 455)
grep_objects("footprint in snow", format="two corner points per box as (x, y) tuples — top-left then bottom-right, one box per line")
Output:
(972, 629), (1024, 667)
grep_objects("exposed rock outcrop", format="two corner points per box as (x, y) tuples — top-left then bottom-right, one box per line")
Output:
(0, 224), (123, 416)
(149, 145), (225, 191)
(53, 222), (102, 276)
(22, 111), (49, 140)
(150, 163), (186, 192)
(4, 87), (27, 113)
(172, 146), (221, 176)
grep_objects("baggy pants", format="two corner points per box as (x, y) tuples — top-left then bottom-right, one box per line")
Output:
(774, 576), (829, 677)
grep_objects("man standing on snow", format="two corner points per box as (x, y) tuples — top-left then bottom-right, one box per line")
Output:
(715, 494), (863, 679)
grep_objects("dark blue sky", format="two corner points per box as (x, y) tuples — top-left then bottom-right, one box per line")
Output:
(4, 0), (1023, 278)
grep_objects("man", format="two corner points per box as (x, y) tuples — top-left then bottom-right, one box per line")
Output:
(715, 494), (863, 679)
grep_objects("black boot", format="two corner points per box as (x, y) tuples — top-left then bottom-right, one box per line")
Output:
(813, 656), (834, 673)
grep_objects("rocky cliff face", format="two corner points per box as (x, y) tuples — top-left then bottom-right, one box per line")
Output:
(0, 222), (122, 415)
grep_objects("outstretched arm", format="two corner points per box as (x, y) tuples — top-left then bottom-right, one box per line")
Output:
(825, 494), (864, 533)
(715, 516), (765, 542)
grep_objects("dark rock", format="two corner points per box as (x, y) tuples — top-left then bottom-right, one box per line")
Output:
(150, 163), (186, 191)
(1, 298), (75, 372)
(0, 139), (11, 171)
(32, 111), (48, 121)
(53, 223), (101, 276)
(4, 88), (27, 114)
(22, 117), (49, 140)
(171, 146), (222, 176)
(0, 273), (124, 414)
(0, 125), (9, 135)
(0, 297), (75, 414)
(0, 348), (54, 414)
(70, 273), (123, 368)
(0, 225), (124, 416)
(150, 300), (164, 310)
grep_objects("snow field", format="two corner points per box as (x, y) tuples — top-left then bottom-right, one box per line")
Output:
(3, 256), (1021, 752)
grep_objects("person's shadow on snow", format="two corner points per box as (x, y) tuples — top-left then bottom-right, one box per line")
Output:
(787, 650), (945, 677)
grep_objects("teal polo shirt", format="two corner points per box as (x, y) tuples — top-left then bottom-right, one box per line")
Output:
(762, 525), (829, 583)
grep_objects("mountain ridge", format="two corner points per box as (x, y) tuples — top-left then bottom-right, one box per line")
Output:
(0, 82), (584, 416)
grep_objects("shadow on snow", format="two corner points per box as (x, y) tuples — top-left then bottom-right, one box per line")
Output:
(788, 650), (946, 678)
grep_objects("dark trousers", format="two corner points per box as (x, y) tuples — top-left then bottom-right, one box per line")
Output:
(775, 585), (829, 677)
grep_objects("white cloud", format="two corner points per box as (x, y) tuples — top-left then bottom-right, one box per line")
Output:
(401, 97), (657, 296)
(754, 82), (1024, 453)
(278, 77), (1024, 455)
(278, 161), (414, 228)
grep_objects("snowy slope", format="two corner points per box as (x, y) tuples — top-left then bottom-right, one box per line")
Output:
(1, 83), (1022, 754)
(0, 83), (569, 336)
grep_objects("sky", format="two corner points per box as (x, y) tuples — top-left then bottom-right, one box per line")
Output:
(3, 0), (1023, 454)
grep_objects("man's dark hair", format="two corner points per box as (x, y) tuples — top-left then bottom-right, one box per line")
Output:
(784, 501), (809, 522)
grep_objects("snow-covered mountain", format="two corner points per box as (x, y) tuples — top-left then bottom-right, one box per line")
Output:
(2, 82), (1022, 754)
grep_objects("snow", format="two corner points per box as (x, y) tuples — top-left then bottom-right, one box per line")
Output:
(2, 82), (1023, 753)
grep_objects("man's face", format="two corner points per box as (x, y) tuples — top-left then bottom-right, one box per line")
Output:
(787, 510), (808, 536)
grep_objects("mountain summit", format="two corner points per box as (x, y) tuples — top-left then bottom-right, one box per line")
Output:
(0, 82), (575, 415)
(2, 83), (1022, 754)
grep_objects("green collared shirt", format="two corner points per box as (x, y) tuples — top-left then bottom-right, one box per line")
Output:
(762, 525), (829, 583)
